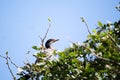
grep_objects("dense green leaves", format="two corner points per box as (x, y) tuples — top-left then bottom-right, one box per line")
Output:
(17, 20), (120, 80)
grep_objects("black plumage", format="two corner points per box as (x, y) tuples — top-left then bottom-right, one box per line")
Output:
(45, 39), (59, 48)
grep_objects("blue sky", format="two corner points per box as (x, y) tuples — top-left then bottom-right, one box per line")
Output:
(0, 0), (119, 79)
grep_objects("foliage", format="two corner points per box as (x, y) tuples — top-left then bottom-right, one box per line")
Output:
(17, 20), (120, 80)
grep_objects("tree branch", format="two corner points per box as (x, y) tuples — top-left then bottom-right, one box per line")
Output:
(80, 44), (120, 66)
(80, 17), (91, 35)
(0, 53), (17, 80)
(39, 19), (52, 49)
(8, 56), (19, 68)
(42, 23), (51, 43)
(0, 54), (6, 59)
(25, 51), (30, 64)
(108, 34), (120, 51)
(6, 55), (16, 80)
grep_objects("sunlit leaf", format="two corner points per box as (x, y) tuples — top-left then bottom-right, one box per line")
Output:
(98, 21), (103, 27)
(48, 18), (51, 22)
(92, 29), (96, 33)
(32, 46), (37, 50)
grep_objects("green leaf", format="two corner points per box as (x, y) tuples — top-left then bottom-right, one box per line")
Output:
(72, 58), (79, 64)
(92, 29), (96, 33)
(32, 46), (41, 50)
(48, 18), (51, 22)
(6, 51), (8, 55)
(32, 46), (38, 50)
(69, 52), (76, 57)
(81, 17), (85, 22)
(36, 52), (46, 57)
(98, 21), (103, 27)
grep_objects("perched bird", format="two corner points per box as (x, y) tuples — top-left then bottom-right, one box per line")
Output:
(44, 39), (59, 61)
(45, 39), (59, 49)
(35, 39), (59, 64)
(18, 39), (60, 80)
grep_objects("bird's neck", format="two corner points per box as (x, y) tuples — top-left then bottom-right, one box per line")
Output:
(45, 43), (51, 49)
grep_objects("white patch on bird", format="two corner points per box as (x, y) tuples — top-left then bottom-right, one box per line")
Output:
(45, 49), (59, 62)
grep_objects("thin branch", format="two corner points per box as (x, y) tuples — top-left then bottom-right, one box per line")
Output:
(95, 55), (120, 66)
(25, 51), (30, 64)
(108, 34), (120, 51)
(39, 20), (52, 48)
(94, 54), (120, 66)
(80, 17), (91, 35)
(6, 55), (16, 80)
(8, 56), (19, 68)
(0, 54), (6, 59)
(42, 23), (51, 43)
(0, 54), (17, 80)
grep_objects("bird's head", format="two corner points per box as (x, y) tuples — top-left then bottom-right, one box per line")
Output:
(45, 39), (59, 49)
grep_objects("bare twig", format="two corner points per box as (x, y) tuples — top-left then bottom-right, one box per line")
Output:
(6, 55), (16, 80)
(0, 54), (6, 59)
(0, 53), (17, 80)
(8, 56), (19, 68)
(25, 51), (30, 64)
(80, 17), (91, 35)
(0, 53), (19, 68)
(39, 19), (52, 48)
(42, 23), (51, 43)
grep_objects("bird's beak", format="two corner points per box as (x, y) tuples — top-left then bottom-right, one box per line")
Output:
(55, 39), (59, 42)
(51, 39), (59, 43)
(53, 39), (59, 42)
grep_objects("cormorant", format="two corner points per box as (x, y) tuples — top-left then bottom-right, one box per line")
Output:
(18, 39), (59, 80)
(44, 39), (59, 62)
(35, 39), (59, 63)
(45, 39), (59, 49)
